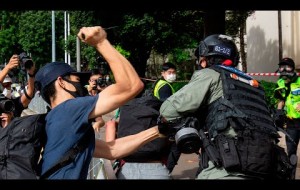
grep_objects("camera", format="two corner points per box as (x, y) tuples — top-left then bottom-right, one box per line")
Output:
(96, 75), (111, 88)
(18, 52), (34, 71)
(174, 117), (202, 154)
(159, 116), (202, 154)
(0, 94), (15, 114)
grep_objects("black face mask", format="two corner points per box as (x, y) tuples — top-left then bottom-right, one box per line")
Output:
(280, 72), (297, 83)
(280, 71), (296, 80)
(63, 77), (88, 98)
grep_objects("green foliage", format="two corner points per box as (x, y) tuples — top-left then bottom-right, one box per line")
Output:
(0, 11), (22, 63)
(169, 47), (194, 63)
(172, 81), (188, 92)
(12, 11), (65, 68)
(260, 80), (278, 109)
(115, 44), (130, 58)
(226, 11), (254, 37)
(119, 11), (204, 56)
(18, 11), (53, 64)
(83, 46), (98, 70)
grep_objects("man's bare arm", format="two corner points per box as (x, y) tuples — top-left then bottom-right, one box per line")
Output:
(93, 126), (163, 160)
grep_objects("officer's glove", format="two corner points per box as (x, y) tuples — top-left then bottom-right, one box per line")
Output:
(157, 116), (198, 138)
(157, 116), (179, 138)
(274, 109), (286, 129)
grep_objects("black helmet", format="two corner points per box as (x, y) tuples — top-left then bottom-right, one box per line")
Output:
(195, 34), (240, 67)
(278, 57), (295, 70)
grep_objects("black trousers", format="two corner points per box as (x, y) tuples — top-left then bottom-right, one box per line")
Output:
(285, 127), (300, 178)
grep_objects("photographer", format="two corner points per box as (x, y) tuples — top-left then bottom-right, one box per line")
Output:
(0, 94), (15, 128)
(87, 69), (106, 132)
(0, 54), (36, 117)
(87, 68), (107, 95)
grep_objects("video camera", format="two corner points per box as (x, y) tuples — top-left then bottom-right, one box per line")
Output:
(158, 116), (202, 154)
(18, 52), (34, 71)
(0, 94), (15, 114)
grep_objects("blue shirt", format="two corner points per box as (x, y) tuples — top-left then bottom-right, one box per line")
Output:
(40, 95), (98, 179)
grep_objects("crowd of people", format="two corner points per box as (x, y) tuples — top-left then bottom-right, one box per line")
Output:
(0, 26), (297, 180)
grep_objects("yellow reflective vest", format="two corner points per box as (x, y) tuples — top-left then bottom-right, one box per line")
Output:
(275, 77), (300, 119)
(153, 79), (175, 100)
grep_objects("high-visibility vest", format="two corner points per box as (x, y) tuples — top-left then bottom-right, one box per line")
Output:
(275, 77), (300, 119)
(153, 79), (175, 100)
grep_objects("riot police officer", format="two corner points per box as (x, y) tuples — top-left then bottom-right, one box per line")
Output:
(158, 34), (292, 179)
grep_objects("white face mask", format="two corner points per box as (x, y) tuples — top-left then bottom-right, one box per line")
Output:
(165, 74), (176, 83)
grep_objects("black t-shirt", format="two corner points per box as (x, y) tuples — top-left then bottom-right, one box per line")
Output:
(158, 83), (173, 102)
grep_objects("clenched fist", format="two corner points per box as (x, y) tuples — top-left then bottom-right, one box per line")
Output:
(77, 26), (107, 47)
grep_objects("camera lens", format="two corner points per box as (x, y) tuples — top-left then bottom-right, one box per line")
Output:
(175, 128), (201, 154)
(0, 99), (15, 113)
(24, 59), (33, 70)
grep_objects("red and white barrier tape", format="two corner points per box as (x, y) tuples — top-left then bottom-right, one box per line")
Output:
(247, 73), (300, 76)
(141, 73), (300, 83)
(140, 77), (188, 82)
(246, 73), (280, 76)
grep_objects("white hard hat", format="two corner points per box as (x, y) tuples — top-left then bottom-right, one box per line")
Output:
(3, 75), (12, 83)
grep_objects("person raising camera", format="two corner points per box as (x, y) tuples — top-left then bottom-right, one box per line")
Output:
(87, 68), (106, 96)
(0, 54), (36, 117)
(87, 68), (107, 132)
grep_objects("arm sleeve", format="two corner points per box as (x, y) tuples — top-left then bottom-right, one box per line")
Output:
(160, 69), (220, 121)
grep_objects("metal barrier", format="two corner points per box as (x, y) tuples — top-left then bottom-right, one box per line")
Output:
(87, 158), (117, 179)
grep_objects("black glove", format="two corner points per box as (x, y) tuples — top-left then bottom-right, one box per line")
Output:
(157, 116), (179, 137)
(157, 116), (199, 137)
(274, 109), (286, 129)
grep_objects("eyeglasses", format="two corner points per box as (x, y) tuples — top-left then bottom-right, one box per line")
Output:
(278, 65), (293, 72)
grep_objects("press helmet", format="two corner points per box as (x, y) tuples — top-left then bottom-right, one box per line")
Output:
(195, 34), (240, 67)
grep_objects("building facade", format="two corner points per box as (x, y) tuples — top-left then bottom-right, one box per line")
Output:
(246, 11), (300, 82)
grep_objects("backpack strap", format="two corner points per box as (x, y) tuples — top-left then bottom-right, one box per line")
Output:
(40, 129), (92, 179)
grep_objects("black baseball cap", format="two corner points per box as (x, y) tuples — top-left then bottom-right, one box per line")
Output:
(35, 62), (91, 92)
(278, 57), (295, 69)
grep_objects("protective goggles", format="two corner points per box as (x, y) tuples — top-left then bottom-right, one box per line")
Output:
(278, 65), (293, 72)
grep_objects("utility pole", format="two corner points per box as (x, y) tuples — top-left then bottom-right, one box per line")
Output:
(278, 10), (283, 61)
(64, 11), (71, 65)
(76, 37), (81, 72)
(64, 11), (68, 64)
(67, 12), (71, 65)
(52, 11), (56, 62)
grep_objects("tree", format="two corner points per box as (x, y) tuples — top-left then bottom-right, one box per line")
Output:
(203, 10), (226, 37)
(0, 11), (22, 64)
(226, 10), (254, 72)
(116, 11), (204, 77)
(67, 11), (204, 78)
(18, 11), (66, 67)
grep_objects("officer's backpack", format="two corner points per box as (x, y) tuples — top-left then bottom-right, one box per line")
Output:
(0, 113), (47, 179)
(117, 94), (169, 162)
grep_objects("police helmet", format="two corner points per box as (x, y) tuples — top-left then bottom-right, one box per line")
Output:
(195, 34), (240, 67)
(278, 57), (295, 70)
